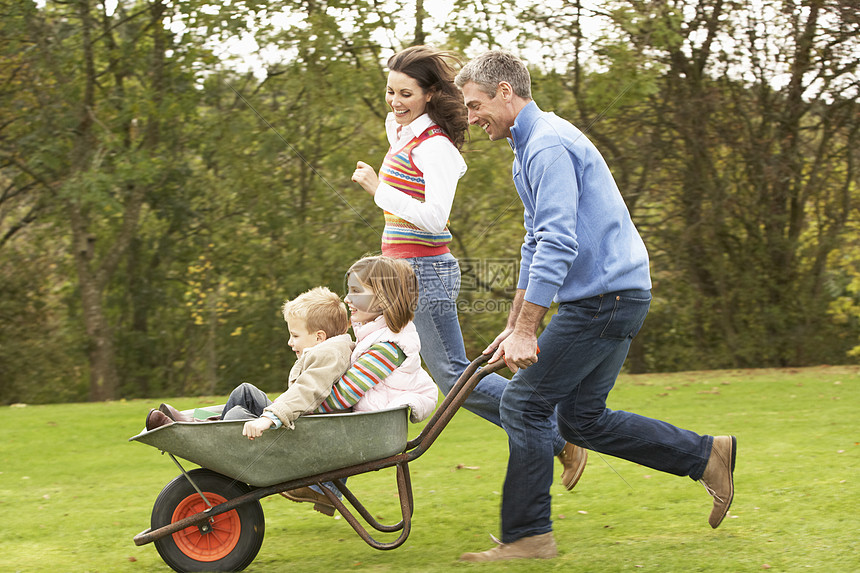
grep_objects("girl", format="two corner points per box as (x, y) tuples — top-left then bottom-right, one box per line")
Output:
(281, 256), (438, 516)
(316, 255), (438, 422)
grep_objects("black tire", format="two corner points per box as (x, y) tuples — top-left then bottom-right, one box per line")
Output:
(151, 468), (265, 572)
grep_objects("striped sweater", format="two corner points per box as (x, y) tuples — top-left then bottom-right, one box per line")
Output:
(379, 126), (453, 258)
(315, 342), (405, 412)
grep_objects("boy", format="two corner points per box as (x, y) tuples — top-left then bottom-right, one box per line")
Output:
(234, 286), (354, 439)
(149, 286), (353, 438)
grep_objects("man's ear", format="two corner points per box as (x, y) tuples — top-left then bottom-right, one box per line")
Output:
(498, 81), (514, 101)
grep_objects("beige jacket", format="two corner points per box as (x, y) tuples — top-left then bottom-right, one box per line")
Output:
(263, 333), (354, 428)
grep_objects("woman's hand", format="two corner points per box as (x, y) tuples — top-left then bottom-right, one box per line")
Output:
(352, 161), (379, 196)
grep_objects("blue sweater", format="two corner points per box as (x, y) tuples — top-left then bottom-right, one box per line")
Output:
(510, 102), (651, 307)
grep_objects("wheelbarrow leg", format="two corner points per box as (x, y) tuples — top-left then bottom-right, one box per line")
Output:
(318, 462), (414, 550)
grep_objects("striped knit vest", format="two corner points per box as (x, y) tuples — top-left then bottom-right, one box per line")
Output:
(379, 126), (453, 258)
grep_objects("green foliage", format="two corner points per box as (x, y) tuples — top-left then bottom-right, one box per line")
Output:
(535, 0), (860, 371)
(449, 127), (526, 353)
(1, 0), (859, 403)
(827, 220), (860, 357)
(0, 238), (87, 404)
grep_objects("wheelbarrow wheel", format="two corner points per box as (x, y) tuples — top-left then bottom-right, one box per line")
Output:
(151, 468), (265, 572)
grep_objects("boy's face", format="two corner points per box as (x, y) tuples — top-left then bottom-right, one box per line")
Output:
(286, 317), (325, 358)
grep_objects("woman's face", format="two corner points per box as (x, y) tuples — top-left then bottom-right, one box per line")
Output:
(386, 70), (431, 126)
(345, 273), (381, 325)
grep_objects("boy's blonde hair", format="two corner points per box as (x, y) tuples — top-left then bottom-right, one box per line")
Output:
(282, 286), (349, 338)
(347, 256), (419, 333)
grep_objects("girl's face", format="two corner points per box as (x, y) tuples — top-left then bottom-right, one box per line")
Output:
(345, 273), (382, 324)
(386, 70), (431, 126)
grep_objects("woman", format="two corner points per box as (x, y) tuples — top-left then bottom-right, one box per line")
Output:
(351, 45), (587, 490)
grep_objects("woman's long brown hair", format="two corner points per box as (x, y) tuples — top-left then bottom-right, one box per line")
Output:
(388, 45), (469, 149)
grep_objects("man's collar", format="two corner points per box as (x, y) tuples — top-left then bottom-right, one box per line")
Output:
(508, 100), (541, 150)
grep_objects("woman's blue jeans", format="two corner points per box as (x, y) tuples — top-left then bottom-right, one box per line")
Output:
(408, 253), (566, 455)
(498, 291), (713, 542)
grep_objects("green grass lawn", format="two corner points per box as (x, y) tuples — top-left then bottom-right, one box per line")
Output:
(1, 366), (858, 572)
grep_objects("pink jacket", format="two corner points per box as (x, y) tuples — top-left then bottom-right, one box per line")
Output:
(352, 316), (438, 422)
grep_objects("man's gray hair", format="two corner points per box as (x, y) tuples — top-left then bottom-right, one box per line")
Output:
(454, 51), (532, 99)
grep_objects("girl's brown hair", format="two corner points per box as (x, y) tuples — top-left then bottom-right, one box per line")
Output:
(347, 256), (419, 333)
(388, 45), (469, 149)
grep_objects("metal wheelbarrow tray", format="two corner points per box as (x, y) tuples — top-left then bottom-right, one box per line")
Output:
(131, 355), (503, 572)
(130, 407), (409, 488)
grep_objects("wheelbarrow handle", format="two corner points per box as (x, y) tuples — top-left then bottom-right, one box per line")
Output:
(405, 355), (507, 459)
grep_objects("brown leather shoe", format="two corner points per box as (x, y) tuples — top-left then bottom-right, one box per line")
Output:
(558, 442), (588, 490)
(145, 409), (173, 431)
(279, 487), (336, 517)
(460, 532), (558, 562)
(159, 403), (194, 423)
(701, 435), (737, 528)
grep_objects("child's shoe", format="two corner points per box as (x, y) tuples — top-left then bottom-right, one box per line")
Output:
(145, 409), (173, 431)
(279, 487), (336, 516)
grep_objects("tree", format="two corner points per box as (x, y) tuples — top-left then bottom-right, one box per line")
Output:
(608, 0), (860, 368)
(446, 0), (860, 369)
(3, 0), (858, 405)
(1, 0), (207, 400)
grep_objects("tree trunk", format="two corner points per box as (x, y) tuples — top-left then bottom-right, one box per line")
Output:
(78, 267), (120, 401)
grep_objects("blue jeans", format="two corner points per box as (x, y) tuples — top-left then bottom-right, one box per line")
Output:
(222, 382), (271, 420)
(408, 254), (566, 455)
(498, 291), (713, 542)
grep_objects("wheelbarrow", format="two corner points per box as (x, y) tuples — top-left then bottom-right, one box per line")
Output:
(130, 355), (505, 572)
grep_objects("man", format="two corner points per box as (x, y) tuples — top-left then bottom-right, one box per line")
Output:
(454, 51), (736, 562)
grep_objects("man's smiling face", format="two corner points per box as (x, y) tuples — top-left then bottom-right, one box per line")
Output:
(461, 81), (515, 141)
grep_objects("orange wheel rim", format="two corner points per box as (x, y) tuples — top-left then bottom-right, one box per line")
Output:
(171, 492), (241, 562)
